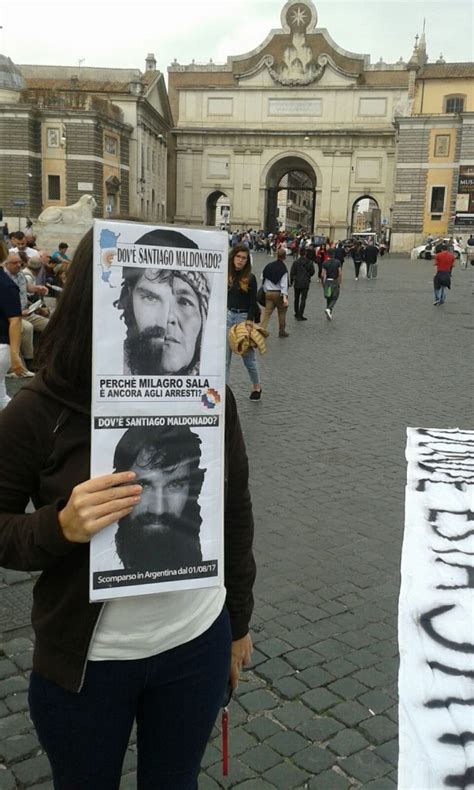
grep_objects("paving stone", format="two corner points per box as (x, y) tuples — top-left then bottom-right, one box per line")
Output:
(256, 637), (292, 658)
(234, 780), (274, 789)
(358, 689), (394, 714)
(0, 702), (9, 719)
(339, 749), (392, 783)
(5, 692), (29, 714)
(0, 639), (33, 657)
(0, 733), (39, 762)
(296, 716), (344, 742)
(375, 739), (399, 767)
(119, 773), (137, 790)
(293, 743), (335, 774)
(266, 729), (308, 757)
(245, 716), (283, 741)
(0, 677), (29, 700)
(307, 769), (351, 789)
(327, 728), (370, 757)
(297, 665), (335, 689)
(239, 689), (279, 714)
(201, 743), (220, 769)
(321, 658), (356, 678)
(272, 701), (314, 729)
(302, 688), (341, 713)
(335, 630), (374, 649)
(12, 754), (51, 785)
(331, 701), (370, 726)
(359, 714), (398, 745)
(365, 779), (397, 789)
(0, 663), (16, 682)
(345, 649), (379, 669)
(228, 727), (257, 756)
(12, 652), (33, 672)
(122, 749), (137, 773)
(241, 743), (281, 772)
(328, 677), (368, 701)
(30, 783), (54, 790)
(0, 770), (16, 790)
(0, 570), (31, 585)
(354, 667), (390, 688)
(0, 713), (31, 738)
(207, 756), (256, 786)
(263, 760), (309, 788)
(286, 648), (322, 671)
(254, 657), (293, 683)
(272, 675), (307, 700)
(284, 629), (320, 649)
(314, 639), (345, 659)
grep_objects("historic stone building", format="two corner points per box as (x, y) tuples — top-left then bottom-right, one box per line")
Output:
(168, 0), (412, 238)
(0, 54), (172, 227)
(391, 44), (474, 251)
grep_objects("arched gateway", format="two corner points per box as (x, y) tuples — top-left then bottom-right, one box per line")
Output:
(265, 156), (317, 233)
(169, 0), (405, 237)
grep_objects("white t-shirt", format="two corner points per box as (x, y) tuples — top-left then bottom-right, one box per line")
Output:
(9, 246), (38, 260)
(88, 585), (226, 661)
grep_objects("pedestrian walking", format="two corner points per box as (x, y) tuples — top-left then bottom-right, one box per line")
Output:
(0, 228), (256, 789)
(290, 248), (315, 321)
(351, 242), (364, 280)
(433, 243), (455, 306)
(321, 253), (342, 320)
(364, 242), (379, 279)
(334, 242), (345, 267)
(226, 244), (262, 400)
(260, 248), (290, 337)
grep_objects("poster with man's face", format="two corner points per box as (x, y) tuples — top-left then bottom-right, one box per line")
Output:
(90, 221), (227, 601)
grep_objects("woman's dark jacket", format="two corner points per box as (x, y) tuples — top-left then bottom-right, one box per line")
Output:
(0, 373), (256, 692)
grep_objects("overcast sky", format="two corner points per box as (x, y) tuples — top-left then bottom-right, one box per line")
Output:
(1, 0), (472, 78)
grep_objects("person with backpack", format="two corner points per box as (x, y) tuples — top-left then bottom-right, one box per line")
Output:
(290, 248), (315, 321)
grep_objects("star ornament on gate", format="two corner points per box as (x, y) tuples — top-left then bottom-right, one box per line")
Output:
(291, 6), (308, 26)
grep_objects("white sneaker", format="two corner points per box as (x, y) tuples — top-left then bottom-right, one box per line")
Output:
(325, 308), (332, 320)
(355, 277), (358, 281)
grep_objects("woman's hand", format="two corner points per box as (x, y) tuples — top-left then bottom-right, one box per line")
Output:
(58, 472), (142, 543)
(245, 320), (254, 332)
(230, 633), (253, 690)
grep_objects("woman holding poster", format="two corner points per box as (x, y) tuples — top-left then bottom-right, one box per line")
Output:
(0, 228), (256, 789)
(226, 244), (263, 400)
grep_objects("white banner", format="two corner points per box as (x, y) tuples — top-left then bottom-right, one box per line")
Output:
(399, 428), (474, 789)
(89, 220), (228, 601)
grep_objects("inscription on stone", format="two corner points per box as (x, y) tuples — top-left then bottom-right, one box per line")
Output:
(268, 98), (322, 116)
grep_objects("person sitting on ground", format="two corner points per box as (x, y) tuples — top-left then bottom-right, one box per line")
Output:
(0, 241), (26, 402)
(51, 243), (70, 271)
(9, 231), (38, 260)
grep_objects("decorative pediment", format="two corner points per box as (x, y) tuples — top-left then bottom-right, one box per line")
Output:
(237, 51), (357, 86)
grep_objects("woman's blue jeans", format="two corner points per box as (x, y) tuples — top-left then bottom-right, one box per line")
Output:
(29, 608), (232, 789)
(226, 310), (260, 385)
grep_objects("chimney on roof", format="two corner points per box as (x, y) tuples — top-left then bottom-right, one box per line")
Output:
(145, 53), (157, 71)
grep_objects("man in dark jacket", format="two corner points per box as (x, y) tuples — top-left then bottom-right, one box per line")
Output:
(290, 249), (315, 321)
(363, 243), (379, 279)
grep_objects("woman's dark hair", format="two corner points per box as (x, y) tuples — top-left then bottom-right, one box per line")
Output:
(36, 228), (93, 397)
(228, 243), (251, 292)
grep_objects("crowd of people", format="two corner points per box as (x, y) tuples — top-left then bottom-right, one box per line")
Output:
(0, 230), (71, 407)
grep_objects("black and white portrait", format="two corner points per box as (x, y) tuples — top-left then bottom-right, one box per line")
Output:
(114, 230), (211, 375)
(112, 424), (206, 573)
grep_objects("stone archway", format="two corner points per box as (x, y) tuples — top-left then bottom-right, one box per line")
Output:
(206, 190), (229, 227)
(264, 156), (317, 233)
(351, 195), (380, 235)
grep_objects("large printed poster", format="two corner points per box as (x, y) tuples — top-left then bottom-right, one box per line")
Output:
(399, 428), (474, 789)
(90, 221), (228, 601)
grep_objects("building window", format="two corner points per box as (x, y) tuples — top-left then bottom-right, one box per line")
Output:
(430, 186), (446, 216)
(445, 96), (465, 113)
(152, 150), (156, 173)
(46, 128), (60, 148)
(48, 175), (61, 200)
(104, 135), (118, 156)
(434, 134), (450, 157)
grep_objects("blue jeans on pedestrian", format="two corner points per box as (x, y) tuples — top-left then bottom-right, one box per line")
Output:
(434, 285), (446, 304)
(29, 607), (232, 790)
(226, 310), (260, 385)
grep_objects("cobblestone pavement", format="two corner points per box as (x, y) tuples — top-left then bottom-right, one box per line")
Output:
(0, 254), (472, 788)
